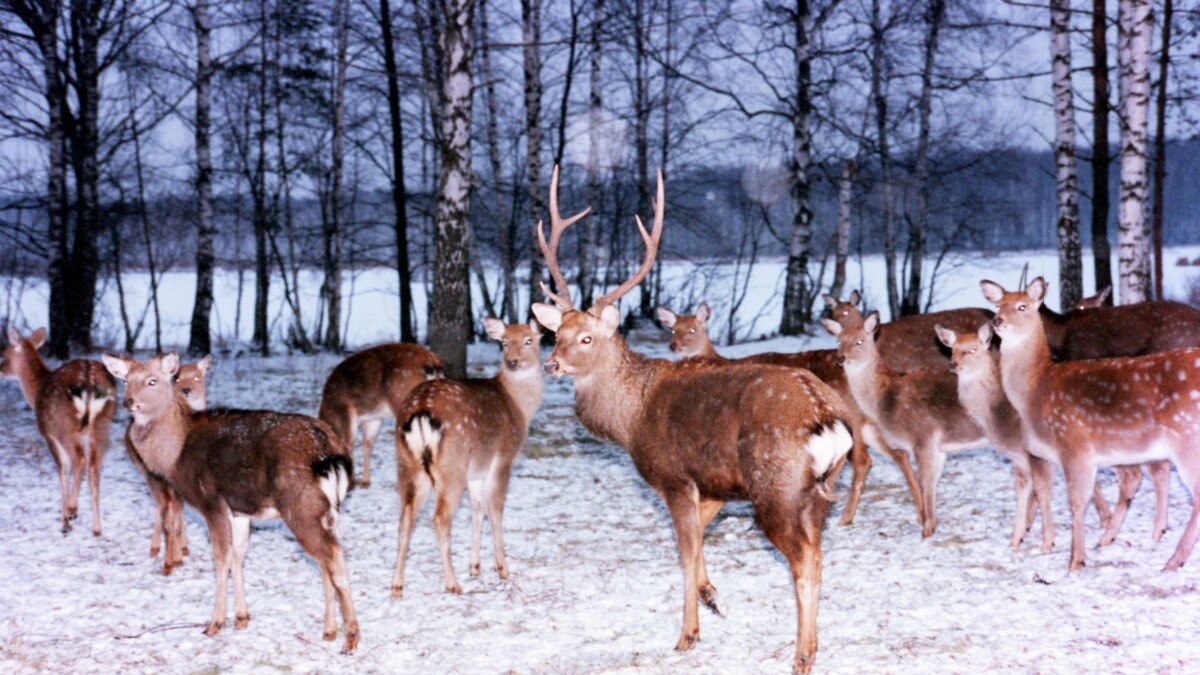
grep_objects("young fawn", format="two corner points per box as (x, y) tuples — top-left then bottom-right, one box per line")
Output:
(822, 290), (994, 372)
(390, 318), (543, 598)
(319, 343), (445, 487)
(125, 355), (211, 575)
(533, 166), (853, 674)
(935, 323), (1056, 551)
(104, 353), (360, 652)
(656, 302), (924, 527)
(824, 312), (987, 539)
(983, 277), (1200, 571)
(2, 327), (116, 536)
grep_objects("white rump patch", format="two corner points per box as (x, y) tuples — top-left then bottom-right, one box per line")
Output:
(806, 421), (853, 478)
(403, 415), (442, 463)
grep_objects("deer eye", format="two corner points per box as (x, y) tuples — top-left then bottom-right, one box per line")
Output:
(148, 378), (157, 387)
(581, 336), (592, 345)
(1018, 304), (1027, 312)
(688, 328), (695, 334)
(855, 339), (863, 346)
(969, 348), (977, 355)
(524, 338), (533, 346)
(841, 310), (848, 316)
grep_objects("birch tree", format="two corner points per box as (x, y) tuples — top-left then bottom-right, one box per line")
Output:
(1151, 0), (1173, 300)
(579, 0), (603, 310)
(322, 0), (348, 352)
(522, 0), (544, 314)
(1051, 0), (1082, 309)
(428, 0), (474, 378)
(1116, 0), (1152, 304)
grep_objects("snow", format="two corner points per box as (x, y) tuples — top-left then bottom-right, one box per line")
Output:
(3, 250), (1200, 673)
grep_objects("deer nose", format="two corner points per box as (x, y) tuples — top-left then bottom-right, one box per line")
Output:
(992, 316), (1004, 328)
(182, 387), (192, 396)
(123, 397), (134, 411)
(544, 359), (559, 375)
(669, 343), (679, 352)
(506, 358), (519, 370)
(836, 355), (846, 366)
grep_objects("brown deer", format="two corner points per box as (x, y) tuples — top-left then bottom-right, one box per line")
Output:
(1, 327), (116, 536)
(656, 302), (924, 526)
(982, 277), (1200, 571)
(319, 343), (444, 487)
(822, 290), (994, 372)
(934, 323), (1056, 551)
(390, 318), (543, 599)
(126, 355), (211, 575)
(824, 312), (1003, 540)
(532, 166), (853, 674)
(103, 353), (359, 652)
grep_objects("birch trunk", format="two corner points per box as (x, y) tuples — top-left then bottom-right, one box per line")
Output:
(870, 0), (898, 319)
(1090, 0), (1114, 304)
(1051, 0), (1082, 309)
(323, 0), (348, 352)
(428, 0), (475, 378)
(829, 159), (854, 301)
(522, 0), (544, 313)
(580, 0), (603, 309)
(1116, 0), (1152, 305)
(188, 0), (215, 356)
(780, 0), (814, 335)
(1151, 0), (1172, 300)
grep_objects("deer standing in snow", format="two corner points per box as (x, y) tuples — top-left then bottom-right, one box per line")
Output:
(125, 355), (211, 575)
(1, 327), (116, 536)
(390, 318), (543, 598)
(935, 323), (1056, 551)
(104, 353), (359, 652)
(319, 343), (445, 487)
(983, 277), (1200, 571)
(532, 166), (853, 674)
(656, 302), (923, 526)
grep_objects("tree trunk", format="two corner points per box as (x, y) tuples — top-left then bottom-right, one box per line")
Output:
(780, 0), (814, 335)
(381, 0), (415, 342)
(580, 0), (604, 309)
(251, 0), (271, 355)
(480, 0), (515, 324)
(1116, 0), (1152, 305)
(1051, 0), (1083, 309)
(871, 0), (898, 318)
(188, 0), (215, 356)
(428, 0), (475, 378)
(1091, 0), (1114, 303)
(522, 0), (544, 313)
(323, 0), (348, 352)
(66, 0), (103, 353)
(900, 0), (944, 317)
(635, 0), (652, 318)
(829, 159), (854, 301)
(1151, 0), (1172, 300)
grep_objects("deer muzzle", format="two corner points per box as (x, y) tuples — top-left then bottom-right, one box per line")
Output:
(543, 359), (560, 375)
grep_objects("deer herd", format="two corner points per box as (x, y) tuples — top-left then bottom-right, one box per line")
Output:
(4, 169), (1200, 674)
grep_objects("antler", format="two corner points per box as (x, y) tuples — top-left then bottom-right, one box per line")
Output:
(537, 165), (592, 311)
(595, 169), (665, 308)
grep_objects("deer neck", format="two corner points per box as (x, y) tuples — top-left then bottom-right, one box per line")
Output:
(696, 339), (720, 360)
(128, 394), (193, 479)
(956, 357), (1006, 428)
(12, 347), (50, 409)
(997, 326), (1054, 440)
(573, 337), (667, 450)
(843, 348), (892, 425)
(497, 367), (544, 428)
(1037, 306), (1068, 354)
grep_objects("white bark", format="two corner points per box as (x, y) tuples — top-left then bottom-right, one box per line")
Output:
(1117, 0), (1152, 304)
(1051, 0), (1082, 308)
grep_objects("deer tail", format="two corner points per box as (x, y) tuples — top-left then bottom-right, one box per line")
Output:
(805, 419), (854, 502)
(401, 413), (443, 487)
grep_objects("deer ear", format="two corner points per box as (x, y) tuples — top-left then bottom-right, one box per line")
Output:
(6, 326), (19, 346)
(864, 311), (881, 334)
(531, 303), (563, 333)
(29, 327), (46, 348)
(655, 307), (677, 328)
(822, 294), (837, 310)
(197, 354), (213, 374)
(695, 302), (711, 324)
(483, 317), (507, 341)
(1027, 277), (1047, 305)
(159, 352), (181, 377)
(980, 280), (1005, 305)
(976, 322), (993, 343)
(820, 318), (842, 337)
(934, 324), (956, 348)
(849, 290), (862, 306)
(1099, 286), (1111, 304)
(598, 304), (621, 337)
(528, 318), (540, 335)
(102, 354), (131, 381)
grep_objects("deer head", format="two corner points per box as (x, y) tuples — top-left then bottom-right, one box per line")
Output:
(822, 290), (863, 325)
(981, 277), (1047, 345)
(935, 323), (993, 376)
(484, 317), (543, 375)
(103, 352), (182, 423)
(1074, 286), (1111, 311)
(532, 165), (665, 379)
(1, 327), (46, 378)
(176, 355), (212, 411)
(656, 302), (711, 356)
(823, 310), (879, 374)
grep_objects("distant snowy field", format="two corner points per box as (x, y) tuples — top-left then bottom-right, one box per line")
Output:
(3, 249), (1200, 673)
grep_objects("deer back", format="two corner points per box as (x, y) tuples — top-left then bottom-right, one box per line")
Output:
(319, 343), (444, 424)
(1046, 300), (1200, 361)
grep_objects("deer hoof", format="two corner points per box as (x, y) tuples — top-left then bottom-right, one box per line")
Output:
(61, 523), (72, 535)
(150, 545), (160, 558)
(674, 630), (699, 651)
(445, 582), (462, 595)
(359, 478), (370, 489)
(469, 563), (481, 577)
(793, 652), (816, 675)
(203, 621), (223, 637)
(495, 564), (508, 580)
(1153, 528), (1166, 543)
(699, 584), (724, 617)
(1164, 557), (1184, 572)
(1068, 558), (1086, 572)
(235, 613), (250, 629)
(341, 629), (359, 655)
(390, 584), (404, 600)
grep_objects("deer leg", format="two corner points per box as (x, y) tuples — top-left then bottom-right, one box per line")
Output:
(292, 510), (359, 653)
(838, 430), (871, 526)
(1009, 458), (1034, 550)
(467, 476), (484, 578)
(485, 458), (515, 579)
(915, 444), (946, 539)
(46, 439), (72, 533)
(359, 418), (382, 488)
(790, 509), (825, 675)
(1030, 455), (1056, 553)
(67, 443), (85, 522)
(1148, 460), (1171, 542)
(664, 488), (703, 651)
(390, 476), (430, 599)
(864, 424), (923, 526)
(433, 482), (466, 594)
(147, 477), (167, 560)
(696, 498), (724, 616)
(325, 544), (359, 653)
(1099, 466), (1143, 546)
(86, 439), (102, 536)
(1092, 477), (1113, 529)
(163, 493), (185, 574)
(203, 512), (234, 636)
(1064, 461), (1097, 571)
(1164, 456), (1200, 571)
(229, 516), (252, 629)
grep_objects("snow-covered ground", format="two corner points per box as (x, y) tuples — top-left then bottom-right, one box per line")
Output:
(4, 333), (1200, 674)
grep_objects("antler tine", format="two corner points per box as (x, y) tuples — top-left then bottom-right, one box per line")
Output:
(537, 165), (592, 311)
(596, 169), (665, 308)
(1018, 262), (1029, 290)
